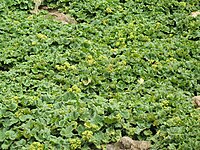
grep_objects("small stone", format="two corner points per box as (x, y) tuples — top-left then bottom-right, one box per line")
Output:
(119, 136), (133, 149)
(192, 96), (200, 108)
(191, 11), (200, 17)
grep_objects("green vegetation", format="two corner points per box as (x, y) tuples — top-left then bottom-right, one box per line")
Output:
(0, 0), (200, 149)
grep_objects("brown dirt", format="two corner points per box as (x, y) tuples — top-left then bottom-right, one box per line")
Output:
(31, 5), (77, 24)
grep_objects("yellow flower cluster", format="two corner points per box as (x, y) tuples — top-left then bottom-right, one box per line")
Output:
(82, 130), (93, 141)
(55, 62), (76, 71)
(29, 142), (44, 150)
(68, 138), (81, 150)
(67, 85), (81, 93)
(36, 33), (47, 40)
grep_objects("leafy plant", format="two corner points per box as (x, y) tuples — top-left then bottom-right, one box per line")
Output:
(0, 0), (200, 149)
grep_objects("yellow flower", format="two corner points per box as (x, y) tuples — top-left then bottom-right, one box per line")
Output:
(69, 138), (81, 150)
(106, 8), (113, 13)
(55, 65), (65, 71)
(70, 65), (76, 70)
(137, 78), (144, 84)
(29, 142), (44, 150)
(116, 113), (122, 120)
(36, 33), (47, 40)
(72, 85), (81, 93)
(82, 130), (93, 141)
(64, 62), (71, 68)
(84, 122), (99, 130)
(32, 41), (37, 45)
(13, 96), (19, 100)
(102, 19), (108, 25)
(67, 88), (73, 92)
(86, 55), (95, 65)
(106, 64), (114, 72)
(27, 15), (33, 20)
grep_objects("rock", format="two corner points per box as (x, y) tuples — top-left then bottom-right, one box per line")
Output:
(107, 136), (150, 150)
(191, 11), (200, 17)
(192, 96), (200, 108)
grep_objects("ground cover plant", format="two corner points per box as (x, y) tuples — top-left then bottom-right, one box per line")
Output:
(0, 0), (200, 149)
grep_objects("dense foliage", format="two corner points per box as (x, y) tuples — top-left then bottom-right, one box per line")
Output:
(0, 0), (200, 149)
